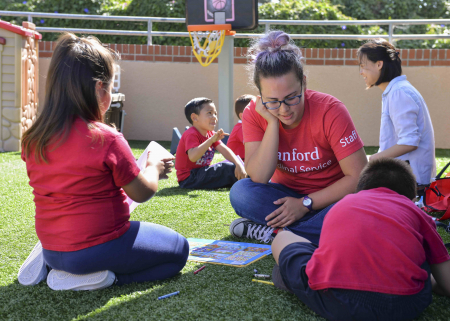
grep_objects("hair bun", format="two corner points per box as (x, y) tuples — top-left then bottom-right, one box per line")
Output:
(259, 30), (291, 52)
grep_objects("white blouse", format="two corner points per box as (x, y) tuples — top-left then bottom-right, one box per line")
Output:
(380, 75), (436, 185)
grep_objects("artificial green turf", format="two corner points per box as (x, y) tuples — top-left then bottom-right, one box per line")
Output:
(1, 142), (450, 321)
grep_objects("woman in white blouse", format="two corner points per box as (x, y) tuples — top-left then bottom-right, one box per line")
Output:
(358, 39), (436, 187)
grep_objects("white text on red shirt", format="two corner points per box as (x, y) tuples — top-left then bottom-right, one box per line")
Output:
(340, 130), (358, 147)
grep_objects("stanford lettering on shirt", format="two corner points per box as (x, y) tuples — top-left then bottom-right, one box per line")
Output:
(242, 90), (364, 194)
(340, 130), (358, 147)
(175, 127), (222, 182)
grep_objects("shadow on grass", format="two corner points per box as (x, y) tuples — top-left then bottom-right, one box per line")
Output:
(156, 186), (200, 198)
(0, 260), (298, 321)
(157, 186), (231, 197)
(0, 272), (188, 320)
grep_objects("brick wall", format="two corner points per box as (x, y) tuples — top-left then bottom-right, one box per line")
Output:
(39, 41), (450, 66)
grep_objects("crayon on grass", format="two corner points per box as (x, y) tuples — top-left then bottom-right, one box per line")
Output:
(252, 279), (274, 286)
(254, 269), (258, 274)
(157, 291), (180, 300)
(194, 265), (206, 274)
(254, 274), (271, 279)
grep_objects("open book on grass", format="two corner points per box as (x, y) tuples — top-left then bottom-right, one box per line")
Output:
(126, 141), (174, 213)
(187, 238), (272, 267)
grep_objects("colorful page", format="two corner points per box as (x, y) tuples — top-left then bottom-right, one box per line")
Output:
(188, 238), (272, 267)
(127, 141), (174, 213)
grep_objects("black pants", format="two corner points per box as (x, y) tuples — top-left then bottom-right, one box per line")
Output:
(275, 242), (432, 321)
(179, 162), (237, 189)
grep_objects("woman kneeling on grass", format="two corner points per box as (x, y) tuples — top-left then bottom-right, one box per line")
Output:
(229, 31), (368, 244)
(17, 33), (189, 291)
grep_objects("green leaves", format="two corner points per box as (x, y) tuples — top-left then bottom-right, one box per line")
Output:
(0, 0), (449, 48)
(330, 0), (449, 20)
(254, 0), (363, 49)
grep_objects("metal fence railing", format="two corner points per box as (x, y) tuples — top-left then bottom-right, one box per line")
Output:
(1, 10), (450, 45)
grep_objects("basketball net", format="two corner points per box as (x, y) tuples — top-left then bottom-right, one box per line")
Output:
(188, 24), (233, 67)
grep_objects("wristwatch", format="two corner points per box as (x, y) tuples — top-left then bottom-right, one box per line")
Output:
(302, 196), (313, 212)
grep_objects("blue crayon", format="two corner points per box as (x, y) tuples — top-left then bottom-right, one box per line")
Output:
(158, 291), (180, 300)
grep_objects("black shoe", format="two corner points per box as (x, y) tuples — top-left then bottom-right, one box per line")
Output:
(229, 218), (275, 243)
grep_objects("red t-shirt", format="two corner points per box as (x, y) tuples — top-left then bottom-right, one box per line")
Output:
(175, 126), (222, 182)
(227, 121), (245, 160)
(243, 90), (364, 194)
(22, 117), (140, 252)
(306, 187), (450, 295)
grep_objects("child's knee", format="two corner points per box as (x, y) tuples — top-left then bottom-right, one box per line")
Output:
(177, 236), (190, 265)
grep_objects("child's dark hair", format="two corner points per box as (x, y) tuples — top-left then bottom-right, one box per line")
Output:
(22, 33), (119, 162)
(248, 31), (304, 91)
(235, 95), (255, 119)
(357, 39), (402, 88)
(184, 97), (213, 125)
(356, 158), (416, 200)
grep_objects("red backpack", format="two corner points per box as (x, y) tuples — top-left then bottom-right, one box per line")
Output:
(424, 162), (450, 221)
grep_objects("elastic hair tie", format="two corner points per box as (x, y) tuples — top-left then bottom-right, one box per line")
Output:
(268, 44), (290, 53)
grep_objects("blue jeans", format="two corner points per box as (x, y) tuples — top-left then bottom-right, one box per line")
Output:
(43, 221), (189, 285)
(229, 178), (334, 244)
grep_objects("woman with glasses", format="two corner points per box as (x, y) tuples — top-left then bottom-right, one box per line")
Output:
(228, 31), (368, 244)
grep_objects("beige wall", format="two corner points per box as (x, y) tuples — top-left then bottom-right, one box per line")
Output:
(38, 59), (450, 148)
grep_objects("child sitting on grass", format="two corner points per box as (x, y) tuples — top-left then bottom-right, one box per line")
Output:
(175, 97), (247, 189)
(226, 94), (255, 161)
(271, 158), (450, 321)
(18, 33), (189, 291)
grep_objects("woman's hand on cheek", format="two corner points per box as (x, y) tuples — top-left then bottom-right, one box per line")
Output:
(265, 197), (308, 228)
(255, 96), (279, 125)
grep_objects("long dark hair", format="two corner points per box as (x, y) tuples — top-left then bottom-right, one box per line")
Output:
(248, 30), (304, 90)
(22, 33), (119, 162)
(357, 39), (402, 88)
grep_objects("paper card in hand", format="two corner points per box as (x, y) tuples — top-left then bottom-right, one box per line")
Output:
(126, 142), (174, 213)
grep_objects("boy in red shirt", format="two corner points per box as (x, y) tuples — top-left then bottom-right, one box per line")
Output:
(271, 158), (450, 321)
(175, 97), (247, 189)
(227, 94), (255, 161)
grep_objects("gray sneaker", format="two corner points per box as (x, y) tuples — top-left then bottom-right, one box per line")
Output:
(47, 270), (116, 291)
(229, 218), (275, 243)
(18, 241), (48, 286)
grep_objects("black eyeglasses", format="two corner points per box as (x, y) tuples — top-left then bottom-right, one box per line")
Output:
(260, 90), (303, 110)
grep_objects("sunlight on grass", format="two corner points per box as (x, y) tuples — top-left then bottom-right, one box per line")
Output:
(1, 142), (450, 320)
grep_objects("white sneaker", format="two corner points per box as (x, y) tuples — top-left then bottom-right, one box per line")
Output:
(47, 269), (116, 291)
(18, 241), (48, 286)
(229, 218), (275, 243)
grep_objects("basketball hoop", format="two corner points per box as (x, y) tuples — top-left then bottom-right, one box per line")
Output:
(188, 24), (236, 67)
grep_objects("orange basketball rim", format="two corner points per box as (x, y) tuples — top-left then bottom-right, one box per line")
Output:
(187, 24), (236, 67)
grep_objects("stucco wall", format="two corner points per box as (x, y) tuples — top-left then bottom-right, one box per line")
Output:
(37, 47), (450, 149)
